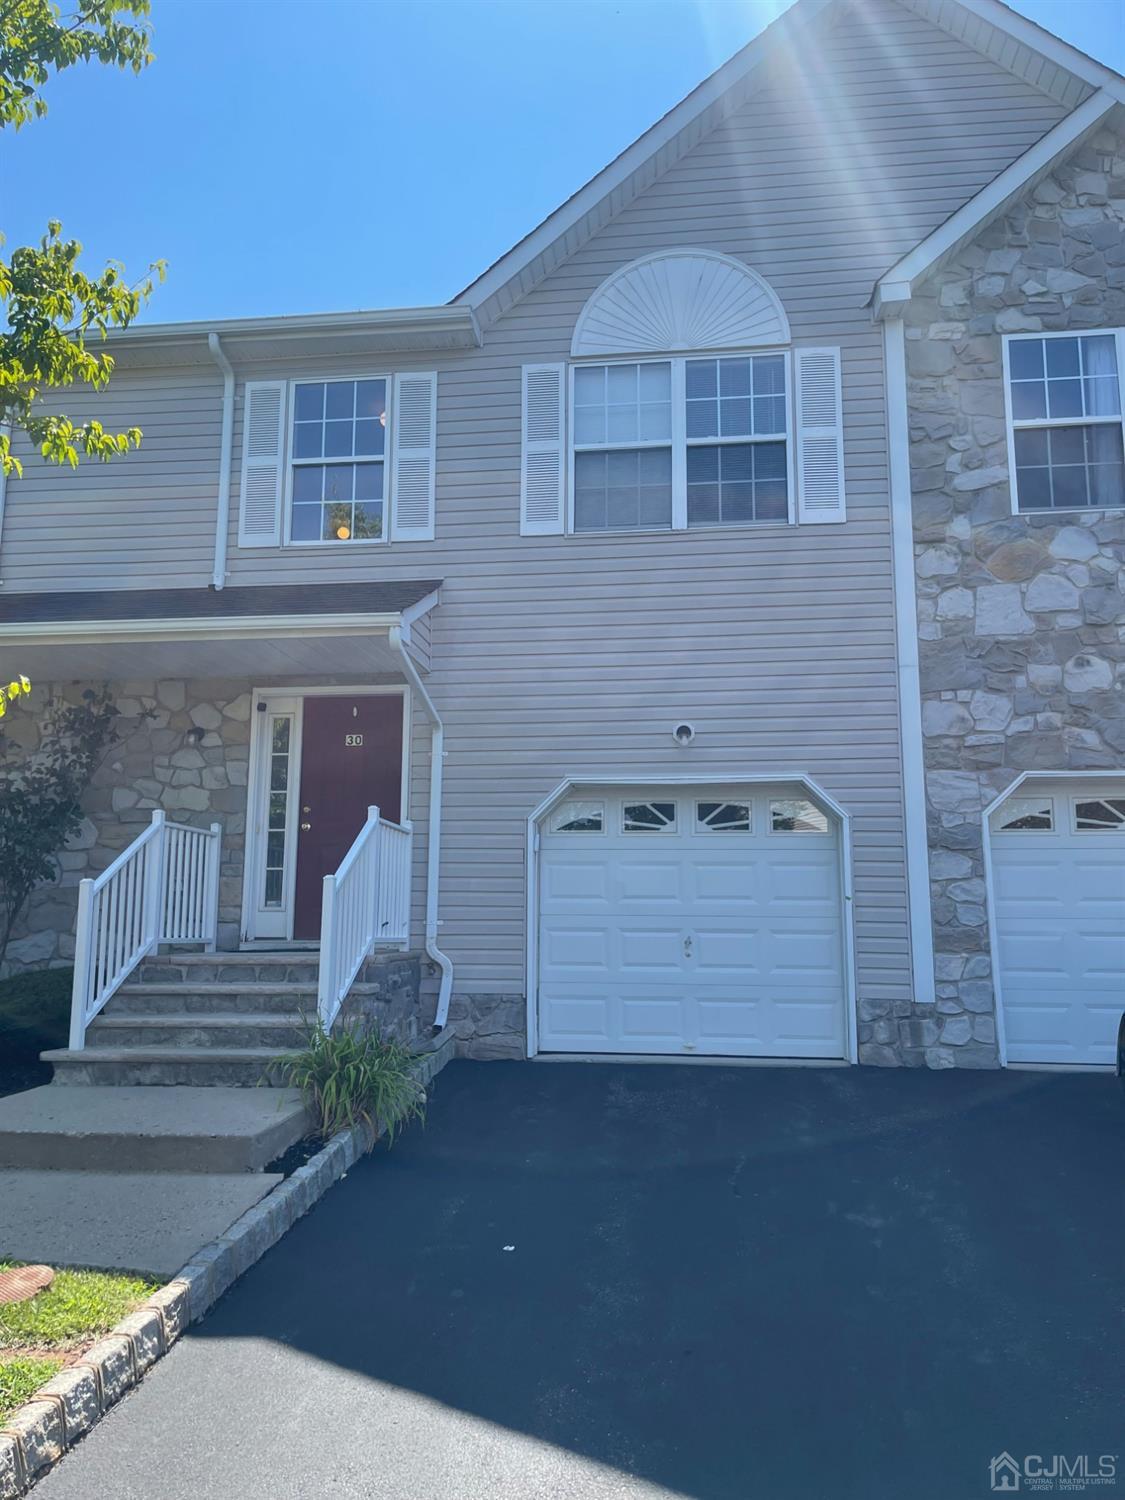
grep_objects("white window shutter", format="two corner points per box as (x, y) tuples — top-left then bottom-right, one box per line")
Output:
(521, 363), (566, 535)
(795, 347), (846, 524)
(237, 381), (286, 547)
(391, 373), (437, 541)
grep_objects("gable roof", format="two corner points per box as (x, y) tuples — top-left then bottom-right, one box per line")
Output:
(454, 0), (1125, 329)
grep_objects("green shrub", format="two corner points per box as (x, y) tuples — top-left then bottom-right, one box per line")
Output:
(273, 1022), (425, 1144)
(0, 966), (72, 1061)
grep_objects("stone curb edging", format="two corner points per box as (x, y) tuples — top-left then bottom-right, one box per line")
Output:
(0, 1030), (455, 1497)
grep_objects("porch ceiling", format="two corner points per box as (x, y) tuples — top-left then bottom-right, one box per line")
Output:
(0, 580), (441, 684)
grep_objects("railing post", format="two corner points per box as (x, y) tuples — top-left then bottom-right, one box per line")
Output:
(69, 878), (96, 1051)
(203, 821), (222, 953)
(144, 810), (167, 954)
(317, 873), (336, 1029)
(372, 810), (387, 960)
(400, 820), (413, 947)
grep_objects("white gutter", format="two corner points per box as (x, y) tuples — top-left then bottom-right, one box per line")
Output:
(0, 611), (410, 647)
(207, 333), (235, 591)
(883, 317), (936, 1006)
(388, 625), (454, 1031)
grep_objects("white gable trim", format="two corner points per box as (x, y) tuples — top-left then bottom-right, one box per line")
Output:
(571, 250), (791, 358)
(872, 88), (1117, 319)
(899, 0), (1125, 109)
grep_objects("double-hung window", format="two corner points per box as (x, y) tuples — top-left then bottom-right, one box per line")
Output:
(571, 352), (791, 533)
(289, 378), (388, 543)
(1004, 332), (1125, 513)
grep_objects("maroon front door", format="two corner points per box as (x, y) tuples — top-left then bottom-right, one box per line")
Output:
(292, 695), (403, 940)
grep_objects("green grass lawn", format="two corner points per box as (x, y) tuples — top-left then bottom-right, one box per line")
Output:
(0, 1355), (64, 1423)
(0, 1261), (159, 1421)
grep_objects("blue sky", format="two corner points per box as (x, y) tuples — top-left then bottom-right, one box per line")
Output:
(3, 0), (1123, 323)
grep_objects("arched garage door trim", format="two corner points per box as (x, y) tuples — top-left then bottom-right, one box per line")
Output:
(983, 769), (1125, 1068)
(525, 773), (858, 1062)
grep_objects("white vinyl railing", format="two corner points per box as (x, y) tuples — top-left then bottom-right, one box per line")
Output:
(70, 810), (222, 1049)
(317, 808), (413, 1031)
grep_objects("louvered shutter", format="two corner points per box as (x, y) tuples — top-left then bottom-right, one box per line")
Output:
(520, 363), (566, 535)
(795, 347), (846, 524)
(391, 372), (437, 542)
(237, 381), (286, 547)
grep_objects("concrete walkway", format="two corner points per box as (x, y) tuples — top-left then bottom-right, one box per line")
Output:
(0, 1085), (308, 1276)
(30, 1061), (1125, 1500)
(0, 1168), (280, 1278)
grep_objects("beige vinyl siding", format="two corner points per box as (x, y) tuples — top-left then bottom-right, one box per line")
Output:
(0, 0), (1075, 1017)
(2, 370), (221, 591)
(404, 609), (432, 673)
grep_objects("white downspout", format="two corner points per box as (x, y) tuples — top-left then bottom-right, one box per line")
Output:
(388, 624), (454, 1030)
(883, 316), (936, 1006)
(207, 333), (235, 591)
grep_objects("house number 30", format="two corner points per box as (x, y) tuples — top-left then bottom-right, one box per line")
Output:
(345, 734), (363, 747)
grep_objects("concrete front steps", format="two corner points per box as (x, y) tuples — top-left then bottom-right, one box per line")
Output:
(0, 1085), (309, 1173)
(42, 951), (358, 1088)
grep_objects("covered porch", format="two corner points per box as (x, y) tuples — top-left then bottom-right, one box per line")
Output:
(0, 580), (450, 1053)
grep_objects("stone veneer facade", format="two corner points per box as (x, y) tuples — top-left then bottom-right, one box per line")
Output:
(888, 124), (1125, 1069)
(4, 679), (255, 971)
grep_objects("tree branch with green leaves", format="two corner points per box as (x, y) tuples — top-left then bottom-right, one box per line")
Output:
(0, 0), (164, 477)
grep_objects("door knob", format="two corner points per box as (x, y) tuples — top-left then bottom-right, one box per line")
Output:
(683, 935), (693, 958)
(300, 822), (311, 832)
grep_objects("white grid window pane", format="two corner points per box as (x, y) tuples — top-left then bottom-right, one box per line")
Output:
(574, 362), (671, 450)
(687, 442), (787, 524)
(574, 448), (673, 531)
(1009, 336), (1122, 430)
(686, 355), (786, 440)
(291, 378), (386, 543)
(1014, 425), (1125, 511)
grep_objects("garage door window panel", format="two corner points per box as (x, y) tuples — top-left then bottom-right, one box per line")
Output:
(623, 801), (677, 833)
(1074, 797), (1125, 831)
(696, 801), (752, 832)
(994, 797), (1055, 832)
(549, 800), (605, 834)
(770, 798), (829, 833)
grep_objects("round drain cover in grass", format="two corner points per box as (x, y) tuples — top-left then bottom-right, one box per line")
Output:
(0, 1265), (54, 1304)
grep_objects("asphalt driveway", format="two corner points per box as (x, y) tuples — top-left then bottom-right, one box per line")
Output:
(36, 1061), (1125, 1500)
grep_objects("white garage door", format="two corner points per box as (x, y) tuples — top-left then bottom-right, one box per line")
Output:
(537, 786), (848, 1058)
(990, 781), (1125, 1066)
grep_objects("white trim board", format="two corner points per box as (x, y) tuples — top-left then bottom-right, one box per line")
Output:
(523, 772), (859, 1065)
(979, 769), (1125, 1068)
(883, 318), (937, 1006)
(873, 89), (1118, 318)
(898, 0), (1125, 109)
(0, 598), (441, 650)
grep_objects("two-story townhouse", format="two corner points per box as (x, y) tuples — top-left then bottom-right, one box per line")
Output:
(0, 0), (1121, 1079)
